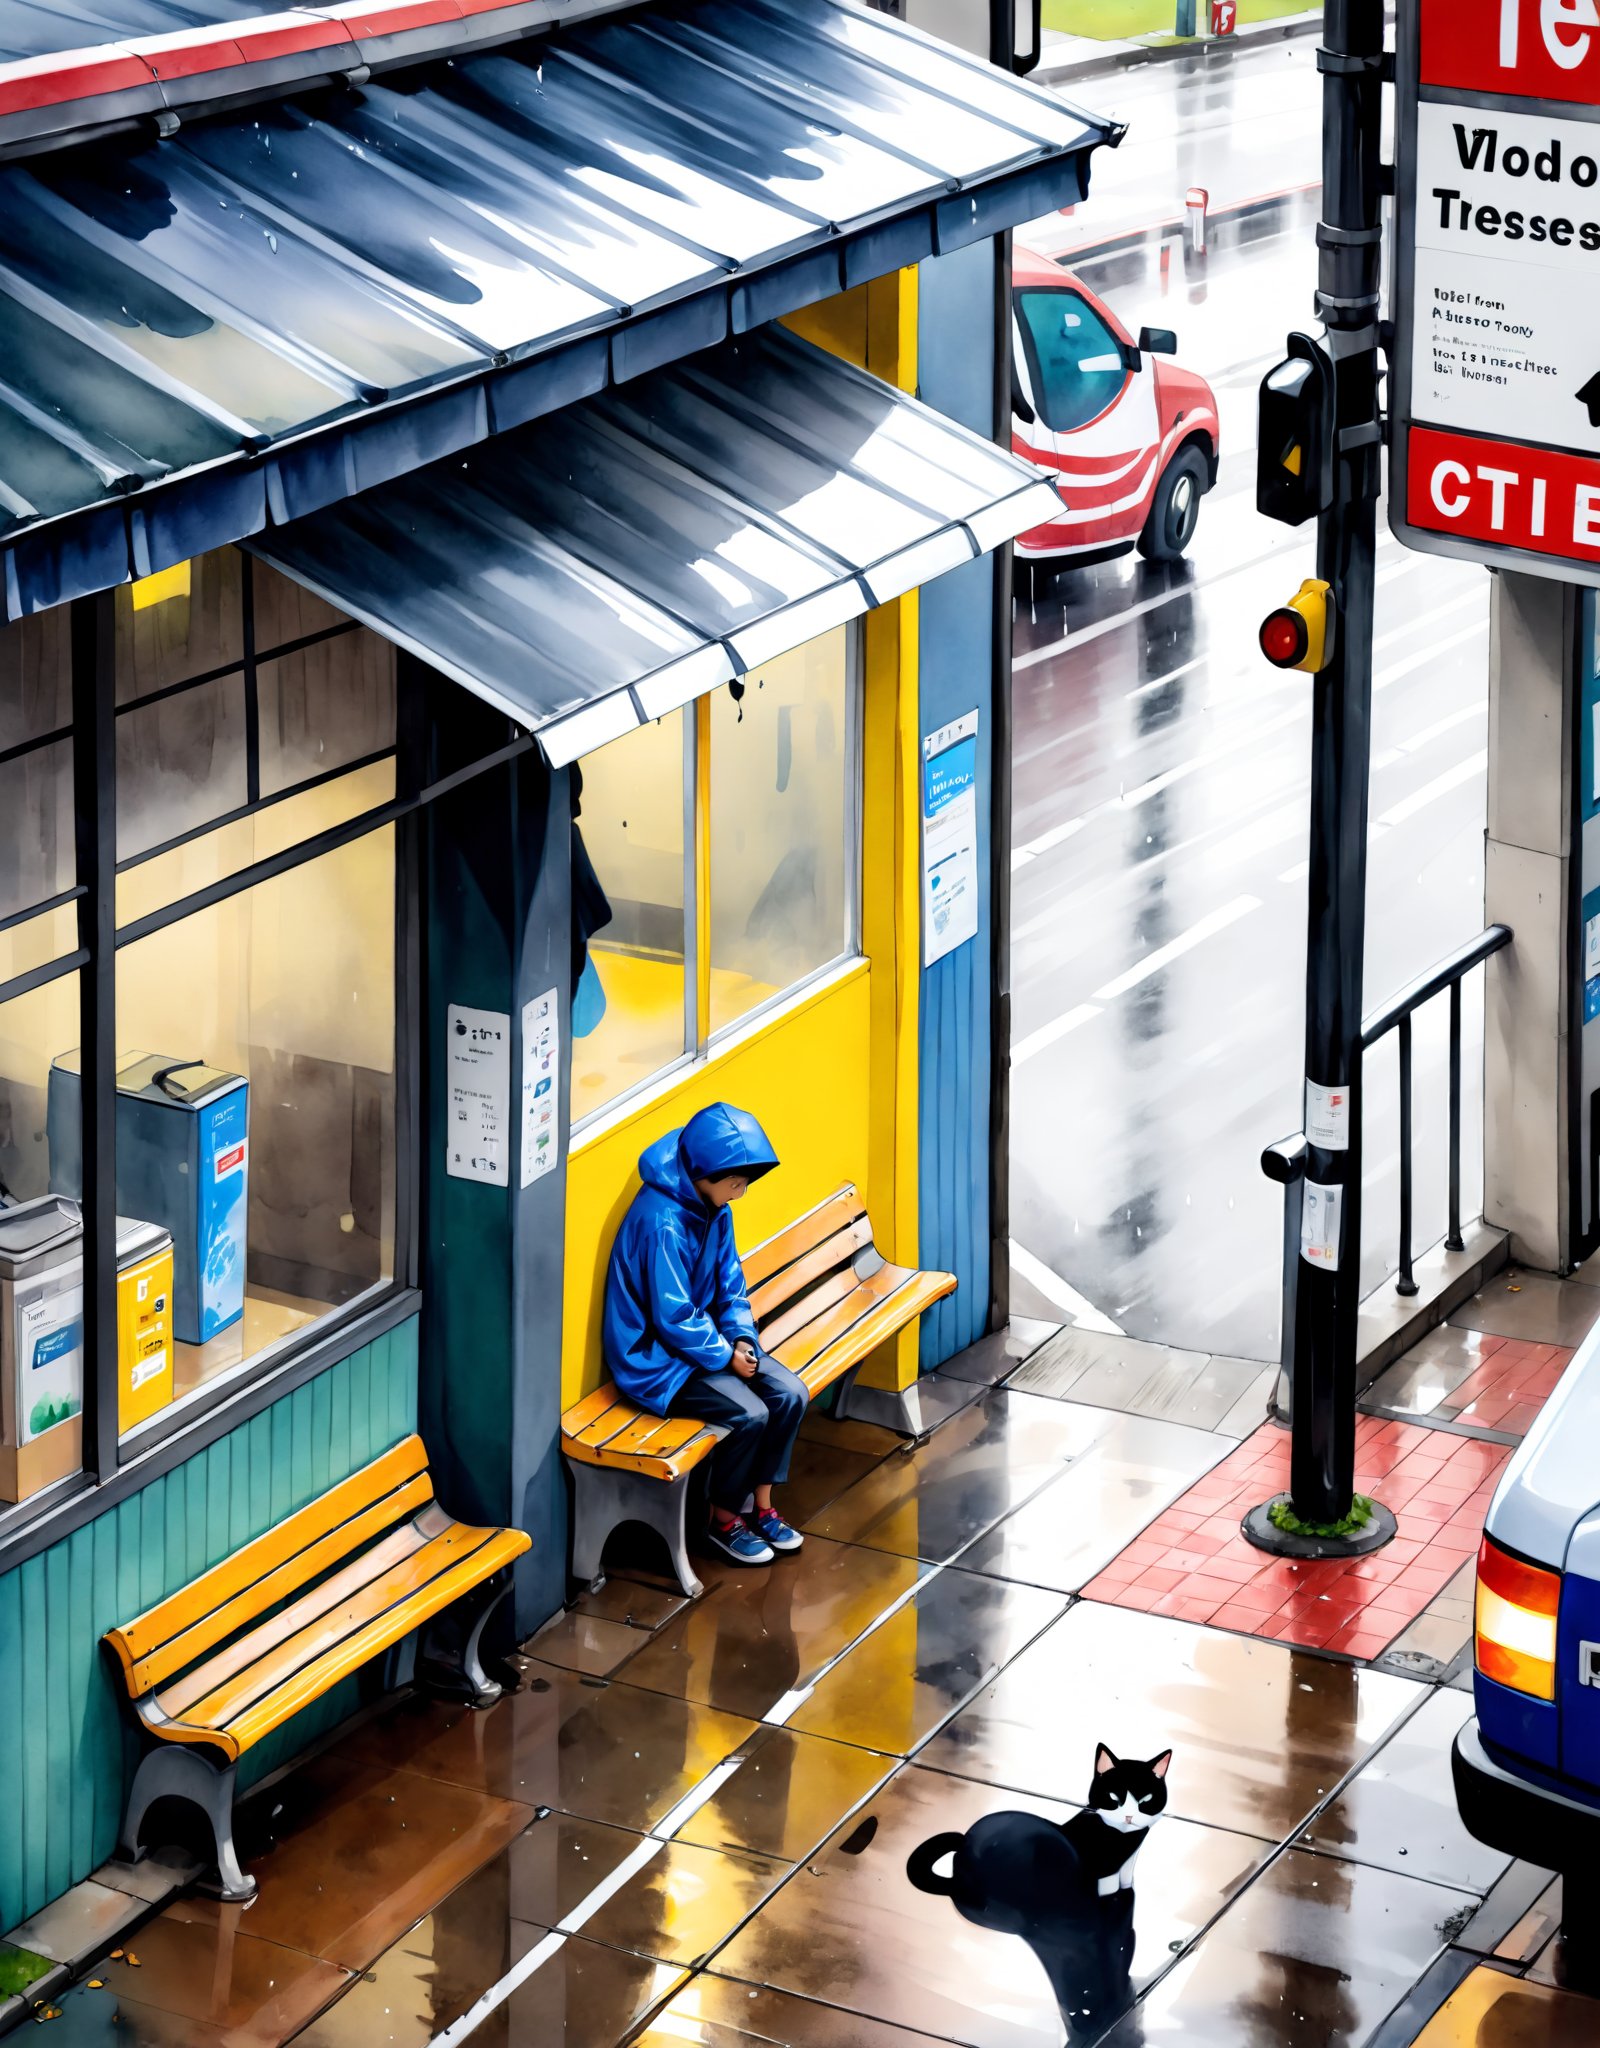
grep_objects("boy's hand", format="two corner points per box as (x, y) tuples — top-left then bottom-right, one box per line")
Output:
(730, 1340), (759, 1381)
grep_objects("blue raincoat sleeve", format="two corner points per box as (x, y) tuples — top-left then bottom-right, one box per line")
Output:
(712, 1215), (760, 1352)
(646, 1220), (736, 1375)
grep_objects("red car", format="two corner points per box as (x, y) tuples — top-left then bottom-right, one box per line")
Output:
(1011, 243), (1220, 586)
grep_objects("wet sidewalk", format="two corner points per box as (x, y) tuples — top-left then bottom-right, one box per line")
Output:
(12, 1271), (1600, 2047)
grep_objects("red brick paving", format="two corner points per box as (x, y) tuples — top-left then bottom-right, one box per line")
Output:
(1431, 1334), (1573, 1436)
(1082, 1413), (1513, 1661)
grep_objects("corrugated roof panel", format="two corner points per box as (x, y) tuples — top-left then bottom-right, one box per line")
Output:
(254, 327), (1063, 762)
(0, 0), (1117, 611)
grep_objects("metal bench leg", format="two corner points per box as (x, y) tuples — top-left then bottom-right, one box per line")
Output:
(119, 1745), (256, 1905)
(419, 1576), (511, 1709)
(569, 1460), (703, 1600)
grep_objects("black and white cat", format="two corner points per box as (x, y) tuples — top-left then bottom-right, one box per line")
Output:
(905, 1744), (1172, 2039)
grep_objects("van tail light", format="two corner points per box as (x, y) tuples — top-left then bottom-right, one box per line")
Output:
(1475, 1536), (1560, 1701)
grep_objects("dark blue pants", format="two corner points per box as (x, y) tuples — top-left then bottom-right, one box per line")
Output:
(668, 1359), (808, 1513)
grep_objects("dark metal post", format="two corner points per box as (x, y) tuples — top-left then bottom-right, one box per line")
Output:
(989, 226), (1015, 1335)
(72, 591), (117, 1483)
(1396, 1016), (1417, 1296)
(1282, 0), (1387, 1530)
(1446, 979), (1464, 1251)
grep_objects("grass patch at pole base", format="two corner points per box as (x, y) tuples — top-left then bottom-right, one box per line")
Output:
(1266, 1492), (1376, 1541)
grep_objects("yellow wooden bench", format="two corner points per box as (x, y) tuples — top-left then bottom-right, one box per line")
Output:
(104, 1434), (529, 1902)
(563, 1183), (955, 1596)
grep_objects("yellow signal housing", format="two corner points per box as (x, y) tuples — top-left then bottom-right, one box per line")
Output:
(1258, 577), (1334, 674)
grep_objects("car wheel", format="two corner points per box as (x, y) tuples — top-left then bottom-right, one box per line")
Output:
(1137, 446), (1208, 563)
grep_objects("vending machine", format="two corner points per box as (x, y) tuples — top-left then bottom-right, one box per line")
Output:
(49, 1053), (248, 1347)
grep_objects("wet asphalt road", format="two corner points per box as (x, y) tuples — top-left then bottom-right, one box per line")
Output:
(1008, 40), (1492, 1363)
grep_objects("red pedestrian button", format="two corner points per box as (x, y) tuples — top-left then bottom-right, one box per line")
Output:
(1259, 608), (1309, 667)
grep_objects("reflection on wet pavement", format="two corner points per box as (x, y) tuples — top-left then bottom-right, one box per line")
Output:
(672, 1724), (895, 1861)
(636, 1973), (957, 2044)
(954, 1413), (1231, 1592)
(44, 1897), (350, 2043)
(456, 1940), (684, 2046)
(1298, 1689), (1508, 1894)
(199, 1755), (534, 1970)
(921, 1601), (1421, 1842)
(783, 1568), (1065, 1754)
(616, 1534), (921, 1717)
(336, 1666), (756, 1828)
(1094, 1848), (1477, 2045)
(804, 1388), (1117, 1561)
(714, 1763), (1268, 2048)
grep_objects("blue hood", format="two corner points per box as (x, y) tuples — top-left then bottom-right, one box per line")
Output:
(638, 1103), (779, 1208)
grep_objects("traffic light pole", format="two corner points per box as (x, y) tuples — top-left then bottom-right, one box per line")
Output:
(1246, 0), (1397, 1553)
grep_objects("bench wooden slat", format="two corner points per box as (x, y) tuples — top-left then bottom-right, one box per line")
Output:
(105, 1436), (433, 1692)
(147, 1522), (529, 1762)
(152, 1516), (434, 1718)
(785, 1269), (958, 1400)
(561, 1419), (723, 1481)
(748, 1215), (874, 1323)
(741, 1186), (865, 1291)
(757, 1262), (868, 1353)
(226, 1526), (528, 1757)
(562, 1384), (635, 1437)
(774, 1265), (957, 1378)
(167, 1520), (512, 1738)
(126, 1475), (436, 1699)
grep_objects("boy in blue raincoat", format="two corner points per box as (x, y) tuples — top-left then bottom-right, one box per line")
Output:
(602, 1102), (806, 1567)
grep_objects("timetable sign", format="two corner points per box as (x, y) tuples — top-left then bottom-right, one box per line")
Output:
(1391, 0), (1600, 582)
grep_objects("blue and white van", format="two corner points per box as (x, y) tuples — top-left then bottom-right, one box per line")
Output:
(1453, 1332), (1600, 1930)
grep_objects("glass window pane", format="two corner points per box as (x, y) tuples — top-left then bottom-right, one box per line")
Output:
(709, 628), (852, 1037)
(570, 710), (687, 1123)
(114, 830), (396, 1426)
(117, 759), (396, 931)
(0, 606), (70, 752)
(257, 629), (395, 797)
(116, 672), (249, 861)
(252, 557), (354, 655)
(1016, 287), (1128, 435)
(0, 971), (84, 1502)
(0, 741), (73, 926)
(113, 548), (244, 705)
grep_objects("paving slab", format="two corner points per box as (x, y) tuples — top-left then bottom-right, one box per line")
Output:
(1449, 1271), (1600, 1349)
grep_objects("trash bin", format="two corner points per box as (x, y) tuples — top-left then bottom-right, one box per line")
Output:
(0, 1198), (175, 1502)
(49, 1052), (248, 1347)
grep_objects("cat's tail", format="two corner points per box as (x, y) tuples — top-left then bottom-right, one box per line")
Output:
(905, 1832), (964, 1896)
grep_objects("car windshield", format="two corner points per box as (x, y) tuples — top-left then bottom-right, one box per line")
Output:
(1015, 286), (1128, 434)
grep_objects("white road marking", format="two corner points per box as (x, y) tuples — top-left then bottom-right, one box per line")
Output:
(1012, 814), (1089, 871)
(1090, 894), (1262, 1002)
(1011, 1001), (1102, 1066)
(1373, 623), (1485, 694)
(1013, 536), (1293, 673)
(1009, 1239), (1124, 1333)
(1374, 750), (1488, 829)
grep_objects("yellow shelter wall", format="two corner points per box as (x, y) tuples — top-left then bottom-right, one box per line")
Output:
(561, 963), (871, 1407)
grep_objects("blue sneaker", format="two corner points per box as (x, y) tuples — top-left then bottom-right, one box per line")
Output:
(753, 1508), (803, 1554)
(705, 1516), (774, 1566)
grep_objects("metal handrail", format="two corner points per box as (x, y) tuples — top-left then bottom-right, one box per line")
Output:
(1361, 924), (1513, 1294)
(1359, 924), (1513, 1047)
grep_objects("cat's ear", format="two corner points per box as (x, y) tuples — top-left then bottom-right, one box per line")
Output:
(1094, 1743), (1118, 1776)
(1149, 1749), (1172, 1780)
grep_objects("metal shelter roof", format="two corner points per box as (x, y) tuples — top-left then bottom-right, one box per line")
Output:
(254, 324), (1062, 764)
(0, 0), (1116, 619)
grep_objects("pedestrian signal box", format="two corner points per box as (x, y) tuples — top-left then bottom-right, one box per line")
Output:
(1257, 333), (1335, 527)
(1259, 580), (1335, 673)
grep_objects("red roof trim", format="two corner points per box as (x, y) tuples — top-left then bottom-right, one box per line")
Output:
(0, 0), (548, 135)
(0, 43), (156, 116)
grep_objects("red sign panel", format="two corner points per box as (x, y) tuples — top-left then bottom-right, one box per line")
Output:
(1407, 424), (1600, 563)
(1210, 1), (1237, 34)
(1421, 0), (1600, 107)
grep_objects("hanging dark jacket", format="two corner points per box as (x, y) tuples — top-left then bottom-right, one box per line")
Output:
(601, 1103), (779, 1415)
